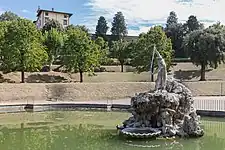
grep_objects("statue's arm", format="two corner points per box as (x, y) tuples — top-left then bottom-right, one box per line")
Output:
(155, 50), (163, 59)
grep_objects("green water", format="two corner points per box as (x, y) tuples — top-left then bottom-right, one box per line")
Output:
(0, 111), (225, 150)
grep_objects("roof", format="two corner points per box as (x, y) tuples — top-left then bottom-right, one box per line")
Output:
(37, 9), (73, 17)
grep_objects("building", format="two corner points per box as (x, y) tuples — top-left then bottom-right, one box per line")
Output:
(35, 7), (73, 29)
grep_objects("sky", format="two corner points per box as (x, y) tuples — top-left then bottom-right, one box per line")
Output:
(0, 0), (224, 36)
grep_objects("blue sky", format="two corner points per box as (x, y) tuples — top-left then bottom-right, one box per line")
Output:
(0, 0), (223, 35)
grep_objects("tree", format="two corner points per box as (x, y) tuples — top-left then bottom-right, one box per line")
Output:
(0, 19), (48, 83)
(0, 11), (19, 21)
(111, 12), (128, 40)
(184, 15), (203, 33)
(75, 25), (89, 34)
(61, 26), (101, 82)
(65, 25), (89, 35)
(95, 16), (109, 39)
(165, 11), (187, 58)
(94, 36), (109, 65)
(43, 28), (64, 71)
(183, 24), (225, 81)
(166, 11), (178, 27)
(42, 19), (63, 33)
(110, 40), (130, 72)
(165, 23), (186, 58)
(131, 26), (173, 81)
(0, 21), (10, 62)
(0, 21), (10, 43)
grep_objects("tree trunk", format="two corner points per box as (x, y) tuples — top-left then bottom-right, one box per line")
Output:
(21, 51), (25, 83)
(79, 70), (83, 83)
(21, 71), (25, 83)
(200, 63), (206, 81)
(121, 63), (124, 72)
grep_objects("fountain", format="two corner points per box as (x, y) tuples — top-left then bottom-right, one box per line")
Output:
(117, 46), (204, 138)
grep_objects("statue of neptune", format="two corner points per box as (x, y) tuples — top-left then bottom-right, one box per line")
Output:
(154, 49), (167, 91)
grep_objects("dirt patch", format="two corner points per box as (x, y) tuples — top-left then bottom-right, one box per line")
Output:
(26, 74), (70, 83)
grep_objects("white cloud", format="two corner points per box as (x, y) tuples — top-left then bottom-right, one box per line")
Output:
(0, 8), (5, 15)
(84, 0), (225, 35)
(21, 9), (30, 13)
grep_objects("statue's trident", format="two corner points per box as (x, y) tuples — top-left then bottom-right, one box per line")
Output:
(150, 45), (156, 81)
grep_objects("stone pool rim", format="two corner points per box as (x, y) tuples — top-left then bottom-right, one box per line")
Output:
(0, 102), (225, 117)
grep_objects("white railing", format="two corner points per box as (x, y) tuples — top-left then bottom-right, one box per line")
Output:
(194, 99), (225, 111)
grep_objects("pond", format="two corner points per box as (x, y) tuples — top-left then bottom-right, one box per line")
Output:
(0, 111), (225, 150)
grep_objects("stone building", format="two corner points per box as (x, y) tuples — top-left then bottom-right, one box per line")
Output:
(35, 6), (73, 29)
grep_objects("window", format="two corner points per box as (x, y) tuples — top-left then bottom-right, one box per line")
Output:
(45, 12), (49, 16)
(64, 15), (67, 18)
(38, 20), (41, 27)
(45, 17), (50, 23)
(63, 20), (67, 25)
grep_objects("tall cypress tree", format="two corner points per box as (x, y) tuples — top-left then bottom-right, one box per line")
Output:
(111, 12), (127, 41)
(95, 16), (109, 40)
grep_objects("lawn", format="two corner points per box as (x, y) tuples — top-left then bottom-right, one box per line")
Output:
(1, 63), (225, 83)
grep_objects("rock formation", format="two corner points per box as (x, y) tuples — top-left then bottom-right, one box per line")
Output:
(117, 47), (204, 138)
(118, 77), (204, 138)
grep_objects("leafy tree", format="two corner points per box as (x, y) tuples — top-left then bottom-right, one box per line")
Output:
(0, 22), (10, 63)
(165, 23), (186, 58)
(42, 19), (63, 33)
(110, 40), (133, 72)
(76, 25), (89, 34)
(183, 23), (225, 81)
(165, 11), (187, 58)
(94, 36), (109, 65)
(0, 21), (9, 45)
(131, 26), (173, 81)
(0, 19), (48, 83)
(61, 26), (101, 82)
(0, 11), (20, 21)
(95, 16), (109, 39)
(66, 25), (89, 35)
(111, 12), (128, 40)
(43, 28), (64, 70)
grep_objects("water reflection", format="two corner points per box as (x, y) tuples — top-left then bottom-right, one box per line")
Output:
(0, 117), (225, 150)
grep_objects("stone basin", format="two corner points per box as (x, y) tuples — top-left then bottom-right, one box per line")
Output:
(119, 127), (162, 139)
